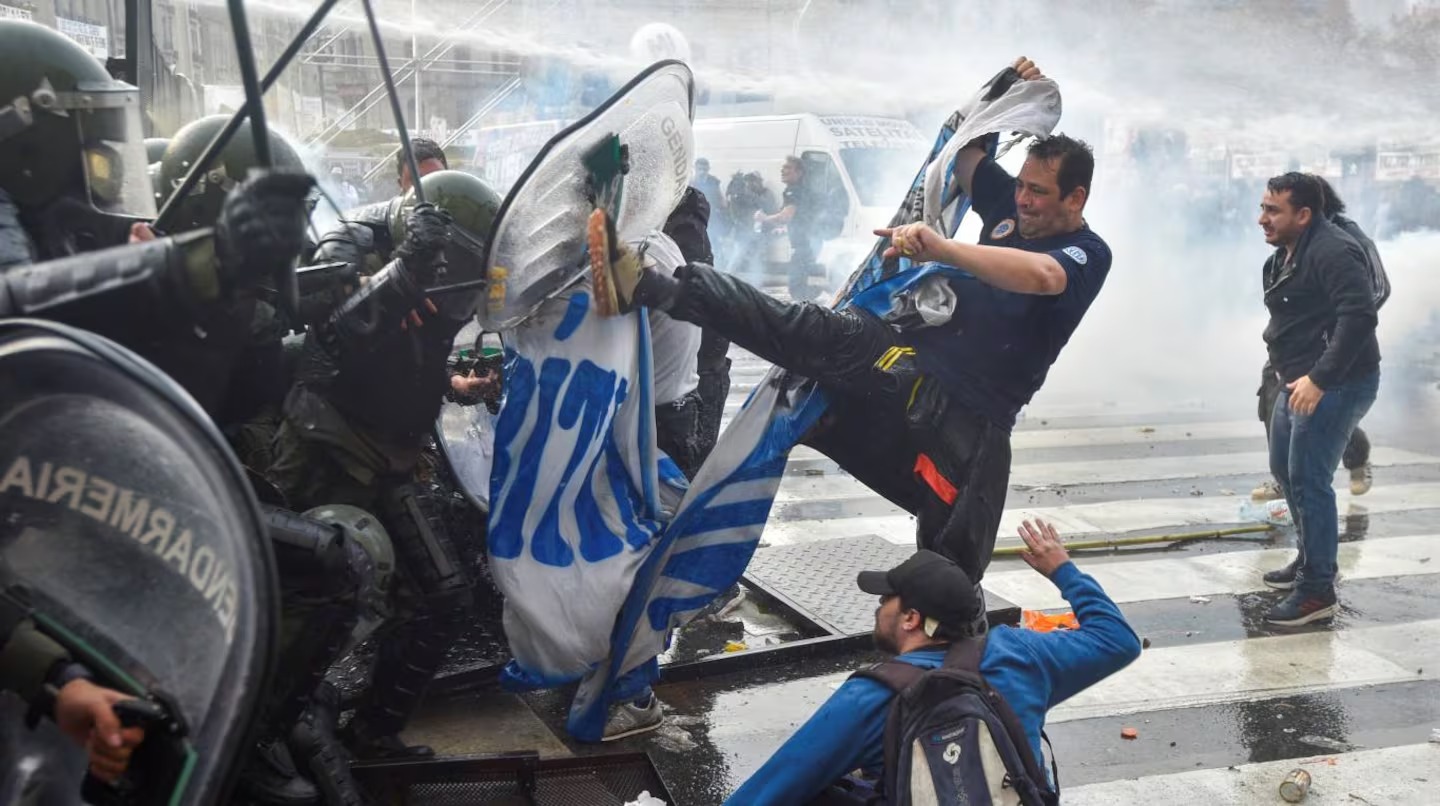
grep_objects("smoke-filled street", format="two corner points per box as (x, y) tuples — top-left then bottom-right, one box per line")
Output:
(2, 1), (1438, 804)
(401, 342), (1440, 804)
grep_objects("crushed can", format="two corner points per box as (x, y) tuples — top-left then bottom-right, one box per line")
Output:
(1279, 768), (1312, 802)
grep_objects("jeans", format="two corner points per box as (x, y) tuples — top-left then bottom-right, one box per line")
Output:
(1260, 368), (1371, 470)
(1269, 371), (1379, 593)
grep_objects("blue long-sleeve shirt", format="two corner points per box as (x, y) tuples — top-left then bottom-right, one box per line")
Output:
(723, 561), (1142, 806)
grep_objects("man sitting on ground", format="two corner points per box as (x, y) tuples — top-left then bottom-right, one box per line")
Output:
(724, 519), (1142, 805)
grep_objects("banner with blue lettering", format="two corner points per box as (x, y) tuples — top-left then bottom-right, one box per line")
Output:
(486, 68), (1062, 741)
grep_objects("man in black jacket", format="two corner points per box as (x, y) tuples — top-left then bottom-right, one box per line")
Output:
(1253, 176), (1389, 502)
(1257, 172), (1380, 626)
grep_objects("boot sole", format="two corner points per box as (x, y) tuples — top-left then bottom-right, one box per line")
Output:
(588, 209), (620, 317)
(1265, 602), (1337, 627)
(1263, 570), (1341, 592)
(601, 714), (663, 742)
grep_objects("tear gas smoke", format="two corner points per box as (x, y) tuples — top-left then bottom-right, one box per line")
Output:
(208, 0), (1438, 423)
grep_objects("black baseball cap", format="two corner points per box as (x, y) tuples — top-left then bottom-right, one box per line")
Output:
(857, 550), (979, 636)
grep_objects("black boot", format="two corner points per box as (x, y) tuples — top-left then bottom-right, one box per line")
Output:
(288, 683), (369, 806)
(238, 737), (320, 805)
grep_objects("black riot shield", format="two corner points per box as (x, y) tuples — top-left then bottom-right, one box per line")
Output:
(0, 320), (277, 805)
(480, 60), (695, 331)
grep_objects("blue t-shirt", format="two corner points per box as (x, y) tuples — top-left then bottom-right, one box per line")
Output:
(905, 158), (1112, 429)
(722, 561), (1143, 806)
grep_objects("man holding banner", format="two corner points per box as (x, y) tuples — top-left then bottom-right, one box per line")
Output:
(591, 58), (1111, 589)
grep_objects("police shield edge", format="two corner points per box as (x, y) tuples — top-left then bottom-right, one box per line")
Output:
(0, 321), (277, 804)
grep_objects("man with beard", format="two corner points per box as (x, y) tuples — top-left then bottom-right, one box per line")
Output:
(590, 58), (1111, 601)
(724, 519), (1140, 805)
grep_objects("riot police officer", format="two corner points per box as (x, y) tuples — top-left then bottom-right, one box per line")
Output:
(271, 170), (499, 765)
(0, 19), (313, 416)
(147, 114), (397, 806)
(154, 114), (312, 472)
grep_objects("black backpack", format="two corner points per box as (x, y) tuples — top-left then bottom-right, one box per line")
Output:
(853, 636), (1059, 806)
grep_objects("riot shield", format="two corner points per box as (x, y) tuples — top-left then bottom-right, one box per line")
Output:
(0, 320), (276, 805)
(435, 400), (497, 515)
(480, 60), (695, 331)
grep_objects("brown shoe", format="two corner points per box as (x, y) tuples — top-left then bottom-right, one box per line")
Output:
(587, 208), (643, 316)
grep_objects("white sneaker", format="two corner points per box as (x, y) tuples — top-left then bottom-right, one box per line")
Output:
(1349, 463), (1373, 496)
(1251, 479), (1283, 501)
(602, 695), (663, 742)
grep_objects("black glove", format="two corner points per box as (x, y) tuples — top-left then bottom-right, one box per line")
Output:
(216, 169), (315, 289)
(394, 202), (452, 278)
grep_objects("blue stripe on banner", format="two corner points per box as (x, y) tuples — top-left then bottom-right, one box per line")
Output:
(500, 658), (588, 692)
(680, 500), (774, 536)
(601, 415), (660, 552)
(554, 291), (589, 341)
(494, 356), (569, 561)
(660, 540), (761, 591)
(567, 385), (833, 741)
(573, 455), (626, 562)
(658, 456), (687, 489)
(489, 352), (535, 560)
(634, 312), (658, 517)
(532, 359), (619, 567)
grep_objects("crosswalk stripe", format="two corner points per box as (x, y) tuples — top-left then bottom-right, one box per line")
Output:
(1011, 447), (1438, 488)
(762, 480), (1440, 548)
(980, 533), (1440, 611)
(1049, 619), (1440, 725)
(718, 345), (1439, 800)
(772, 448), (1439, 508)
(1010, 419), (1263, 450)
(1062, 744), (1440, 805)
(996, 480), (1440, 537)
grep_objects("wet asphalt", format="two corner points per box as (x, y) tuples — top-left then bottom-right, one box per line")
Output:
(411, 375), (1440, 805)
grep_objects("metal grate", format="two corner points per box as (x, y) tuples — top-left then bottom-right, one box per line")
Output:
(352, 752), (672, 806)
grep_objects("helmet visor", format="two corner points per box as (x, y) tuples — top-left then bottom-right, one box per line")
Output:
(68, 82), (157, 218)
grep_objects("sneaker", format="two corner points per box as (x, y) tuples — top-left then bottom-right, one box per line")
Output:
(1251, 479), (1284, 501)
(1265, 587), (1338, 627)
(588, 208), (644, 317)
(602, 694), (663, 742)
(1262, 556), (1302, 591)
(1349, 463), (1373, 496)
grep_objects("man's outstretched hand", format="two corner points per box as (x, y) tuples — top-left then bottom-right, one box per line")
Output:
(1017, 518), (1071, 577)
(875, 221), (948, 262)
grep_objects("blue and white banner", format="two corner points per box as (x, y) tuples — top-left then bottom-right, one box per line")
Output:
(487, 70), (1062, 741)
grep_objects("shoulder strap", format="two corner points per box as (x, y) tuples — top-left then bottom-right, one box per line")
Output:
(942, 635), (987, 672)
(1042, 730), (1060, 800)
(851, 658), (930, 802)
(852, 659), (927, 694)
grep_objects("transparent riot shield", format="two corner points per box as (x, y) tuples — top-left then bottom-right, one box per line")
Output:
(480, 60), (695, 331)
(0, 320), (276, 805)
(436, 400), (497, 515)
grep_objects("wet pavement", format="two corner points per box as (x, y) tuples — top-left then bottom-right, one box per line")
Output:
(402, 369), (1440, 805)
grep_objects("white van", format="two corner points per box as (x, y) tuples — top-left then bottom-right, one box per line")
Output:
(693, 114), (930, 279)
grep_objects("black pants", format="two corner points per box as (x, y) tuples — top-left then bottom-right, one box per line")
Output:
(1259, 369), (1370, 470)
(664, 263), (1011, 580)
